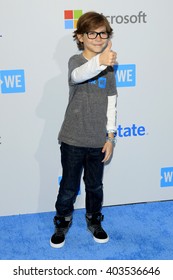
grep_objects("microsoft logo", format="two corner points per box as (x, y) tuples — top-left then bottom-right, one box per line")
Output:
(64, 10), (82, 29)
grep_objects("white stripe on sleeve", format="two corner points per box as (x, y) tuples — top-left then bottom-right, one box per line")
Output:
(106, 95), (117, 132)
(71, 54), (107, 83)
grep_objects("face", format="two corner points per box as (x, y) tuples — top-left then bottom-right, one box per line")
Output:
(77, 26), (109, 59)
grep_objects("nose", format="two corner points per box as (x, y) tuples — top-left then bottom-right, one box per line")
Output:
(95, 34), (102, 41)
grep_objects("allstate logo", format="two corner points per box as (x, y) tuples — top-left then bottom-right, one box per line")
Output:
(160, 167), (173, 188)
(114, 64), (136, 87)
(0, 69), (25, 94)
(117, 124), (146, 137)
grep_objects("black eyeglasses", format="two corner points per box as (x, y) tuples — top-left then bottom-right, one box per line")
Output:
(85, 31), (110, 39)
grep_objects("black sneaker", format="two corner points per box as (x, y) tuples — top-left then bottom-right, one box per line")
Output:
(50, 216), (72, 248)
(86, 213), (109, 243)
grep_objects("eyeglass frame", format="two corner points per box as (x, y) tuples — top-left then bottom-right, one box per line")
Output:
(84, 31), (110, 39)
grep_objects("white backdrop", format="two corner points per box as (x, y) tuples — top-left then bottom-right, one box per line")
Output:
(0, 0), (173, 216)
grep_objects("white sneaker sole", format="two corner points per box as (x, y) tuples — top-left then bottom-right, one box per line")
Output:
(87, 228), (109, 243)
(50, 239), (65, 249)
(93, 235), (109, 243)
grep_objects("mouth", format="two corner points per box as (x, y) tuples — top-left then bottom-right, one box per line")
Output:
(94, 44), (104, 48)
(94, 44), (103, 46)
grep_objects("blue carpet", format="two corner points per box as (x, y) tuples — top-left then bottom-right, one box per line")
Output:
(0, 201), (173, 260)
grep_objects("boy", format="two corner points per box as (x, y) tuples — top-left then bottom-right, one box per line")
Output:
(50, 11), (117, 248)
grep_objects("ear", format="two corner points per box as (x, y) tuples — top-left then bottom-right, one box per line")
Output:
(77, 34), (84, 43)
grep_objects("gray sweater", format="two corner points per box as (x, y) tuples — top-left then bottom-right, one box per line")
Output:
(58, 53), (117, 148)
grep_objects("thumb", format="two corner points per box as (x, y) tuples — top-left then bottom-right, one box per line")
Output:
(104, 40), (112, 52)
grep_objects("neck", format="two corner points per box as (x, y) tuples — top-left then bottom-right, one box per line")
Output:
(82, 50), (97, 60)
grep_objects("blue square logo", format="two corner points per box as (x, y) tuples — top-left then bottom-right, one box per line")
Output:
(160, 167), (173, 187)
(114, 64), (136, 87)
(64, 20), (74, 29)
(0, 69), (25, 94)
(98, 77), (107, 88)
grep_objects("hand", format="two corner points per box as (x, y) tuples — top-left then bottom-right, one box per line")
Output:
(99, 41), (117, 67)
(102, 141), (113, 162)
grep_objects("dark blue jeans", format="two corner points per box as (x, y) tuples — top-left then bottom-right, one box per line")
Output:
(55, 142), (105, 217)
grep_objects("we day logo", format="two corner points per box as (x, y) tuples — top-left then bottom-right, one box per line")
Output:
(160, 167), (173, 188)
(114, 64), (136, 87)
(0, 69), (25, 94)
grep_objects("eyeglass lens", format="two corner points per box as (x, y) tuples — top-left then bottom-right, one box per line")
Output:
(86, 32), (109, 39)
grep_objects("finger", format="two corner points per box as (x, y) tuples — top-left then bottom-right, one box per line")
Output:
(102, 152), (111, 162)
(102, 155), (107, 162)
(111, 51), (117, 59)
(107, 40), (112, 49)
(102, 155), (110, 162)
(104, 40), (112, 52)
